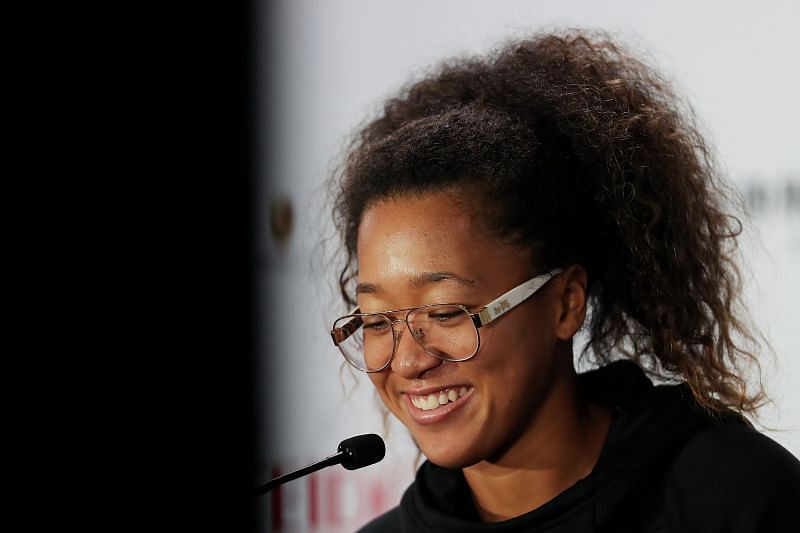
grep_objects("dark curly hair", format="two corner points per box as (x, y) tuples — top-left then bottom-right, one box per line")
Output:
(330, 30), (766, 417)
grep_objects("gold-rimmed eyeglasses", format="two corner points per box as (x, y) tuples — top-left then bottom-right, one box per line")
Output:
(330, 269), (562, 372)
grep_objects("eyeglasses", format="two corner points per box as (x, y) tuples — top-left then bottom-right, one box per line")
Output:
(330, 269), (562, 373)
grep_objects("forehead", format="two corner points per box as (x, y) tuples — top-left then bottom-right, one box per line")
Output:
(356, 192), (531, 294)
(360, 192), (473, 241)
(358, 194), (477, 269)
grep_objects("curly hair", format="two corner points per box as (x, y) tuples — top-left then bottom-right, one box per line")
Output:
(330, 29), (766, 418)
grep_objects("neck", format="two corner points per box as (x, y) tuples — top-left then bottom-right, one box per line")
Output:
(462, 363), (612, 522)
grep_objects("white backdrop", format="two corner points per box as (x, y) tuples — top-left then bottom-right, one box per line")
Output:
(256, 1), (800, 531)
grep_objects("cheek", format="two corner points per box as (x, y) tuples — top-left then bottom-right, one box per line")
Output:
(479, 317), (550, 358)
(509, 304), (558, 352)
(477, 314), (558, 385)
(367, 373), (386, 392)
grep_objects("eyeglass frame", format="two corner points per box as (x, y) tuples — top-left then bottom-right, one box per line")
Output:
(330, 268), (563, 373)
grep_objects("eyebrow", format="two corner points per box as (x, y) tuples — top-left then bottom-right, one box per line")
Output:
(355, 271), (476, 295)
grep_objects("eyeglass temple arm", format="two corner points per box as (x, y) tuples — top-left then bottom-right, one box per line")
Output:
(331, 307), (362, 345)
(473, 269), (563, 327)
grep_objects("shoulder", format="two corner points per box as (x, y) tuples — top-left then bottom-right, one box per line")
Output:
(357, 506), (402, 533)
(664, 422), (800, 532)
(671, 422), (800, 486)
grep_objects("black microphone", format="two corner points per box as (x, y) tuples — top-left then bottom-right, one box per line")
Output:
(254, 434), (385, 497)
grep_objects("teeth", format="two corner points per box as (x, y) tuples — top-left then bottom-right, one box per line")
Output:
(427, 394), (438, 410)
(411, 388), (469, 411)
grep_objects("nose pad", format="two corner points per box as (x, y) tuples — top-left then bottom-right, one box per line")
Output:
(390, 321), (438, 376)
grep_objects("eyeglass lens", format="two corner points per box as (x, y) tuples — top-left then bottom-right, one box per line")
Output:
(333, 305), (479, 372)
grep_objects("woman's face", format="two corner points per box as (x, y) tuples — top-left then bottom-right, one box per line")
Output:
(356, 191), (577, 469)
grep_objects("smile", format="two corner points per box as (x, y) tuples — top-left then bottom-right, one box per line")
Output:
(404, 386), (474, 426)
(409, 386), (470, 411)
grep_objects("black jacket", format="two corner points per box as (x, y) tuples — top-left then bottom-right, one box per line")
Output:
(359, 361), (800, 532)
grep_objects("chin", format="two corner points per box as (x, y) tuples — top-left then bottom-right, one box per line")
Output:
(416, 435), (485, 470)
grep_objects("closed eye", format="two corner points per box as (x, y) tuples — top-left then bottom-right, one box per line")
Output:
(428, 311), (462, 321)
(362, 316), (391, 332)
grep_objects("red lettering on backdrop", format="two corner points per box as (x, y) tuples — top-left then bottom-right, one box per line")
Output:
(324, 470), (344, 525)
(266, 460), (407, 530)
(368, 477), (389, 515)
(309, 472), (319, 526)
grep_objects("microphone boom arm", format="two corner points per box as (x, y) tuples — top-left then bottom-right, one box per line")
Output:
(253, 451), (344, 497)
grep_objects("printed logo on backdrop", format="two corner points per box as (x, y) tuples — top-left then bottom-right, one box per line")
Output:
(739, 174), (800, 255)
(264, 461), (404, 533)
(741, 174), (800, 218)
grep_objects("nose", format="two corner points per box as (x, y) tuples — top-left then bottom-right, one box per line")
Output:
(389, 320), (441, 378)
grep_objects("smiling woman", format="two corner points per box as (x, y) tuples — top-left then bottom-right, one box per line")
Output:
(328, 30), (800, 532)
(354, 195), (598, 479)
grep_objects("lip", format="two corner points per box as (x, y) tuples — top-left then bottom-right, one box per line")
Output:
(404, 387), (474, 426)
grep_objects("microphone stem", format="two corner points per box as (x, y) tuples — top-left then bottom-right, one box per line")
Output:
(254, 452), (344, 497)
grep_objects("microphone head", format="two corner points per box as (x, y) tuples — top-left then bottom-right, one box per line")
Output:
(337, 434), (386, 470)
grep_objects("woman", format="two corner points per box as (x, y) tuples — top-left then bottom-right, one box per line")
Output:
(328, 30), (799, 532)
